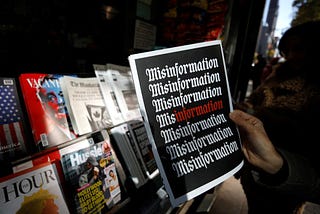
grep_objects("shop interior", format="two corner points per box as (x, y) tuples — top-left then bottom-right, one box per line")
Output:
(0, 0), (268, 213)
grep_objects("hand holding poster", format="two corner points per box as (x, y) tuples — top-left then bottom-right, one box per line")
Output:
(128, 40), (243, 207)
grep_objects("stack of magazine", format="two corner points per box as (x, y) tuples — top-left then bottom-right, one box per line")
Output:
(109, 119), (159, 190)
(93, 63), (141, 126)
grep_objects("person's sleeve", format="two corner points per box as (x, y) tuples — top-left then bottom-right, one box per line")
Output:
(252, 149), (320, 202)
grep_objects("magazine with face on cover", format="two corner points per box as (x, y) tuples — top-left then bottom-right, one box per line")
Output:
(19, 73), (77, 150)
(59, 130), (121, 213)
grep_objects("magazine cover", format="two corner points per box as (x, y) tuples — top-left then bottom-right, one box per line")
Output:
(19, 73), (77, 150)
(59, 130), (121, 214)
(93, 64), (125, 126)
(104, 163), (121, 199)
(11, 148), (64, 183)
(0, 162), (70, 214)
(0, 77), (29, 161)
(60, 76), (112, 135)
(128, 40), (243, 207)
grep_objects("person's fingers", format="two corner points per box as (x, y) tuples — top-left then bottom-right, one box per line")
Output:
(230, 109), (253, 126)
(229, 109), (263, 129)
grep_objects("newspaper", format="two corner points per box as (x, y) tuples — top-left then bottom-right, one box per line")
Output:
(93, 64), (125, 126)
(60, 76), (112, 135)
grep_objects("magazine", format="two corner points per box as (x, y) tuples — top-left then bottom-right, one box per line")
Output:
(93, 64), (125, 126)
(59, 130), (121, 213)
(0, 77), (29, 161)
(19, 73), (77, 150)
(109, 121), (149, 189)
(0, 162), (70, 213)
(128, 40), (244, 207)
(127, 119), (159, 179)
(60, 76), (113, 135)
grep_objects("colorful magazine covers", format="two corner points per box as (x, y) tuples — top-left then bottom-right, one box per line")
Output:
(59, 130), (121, 214)
(0, 162), (70, 214)
(19, 73), (77, 150)
(0, 77), (29, 161)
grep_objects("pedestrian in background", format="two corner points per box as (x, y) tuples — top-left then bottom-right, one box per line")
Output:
(250, 53), (267, 90)
(235, 20), (320, 214)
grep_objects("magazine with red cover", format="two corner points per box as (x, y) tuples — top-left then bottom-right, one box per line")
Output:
(0, 77), (29, 162)
(0, 161), (70, 213)
(19, 73), (77, 150)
